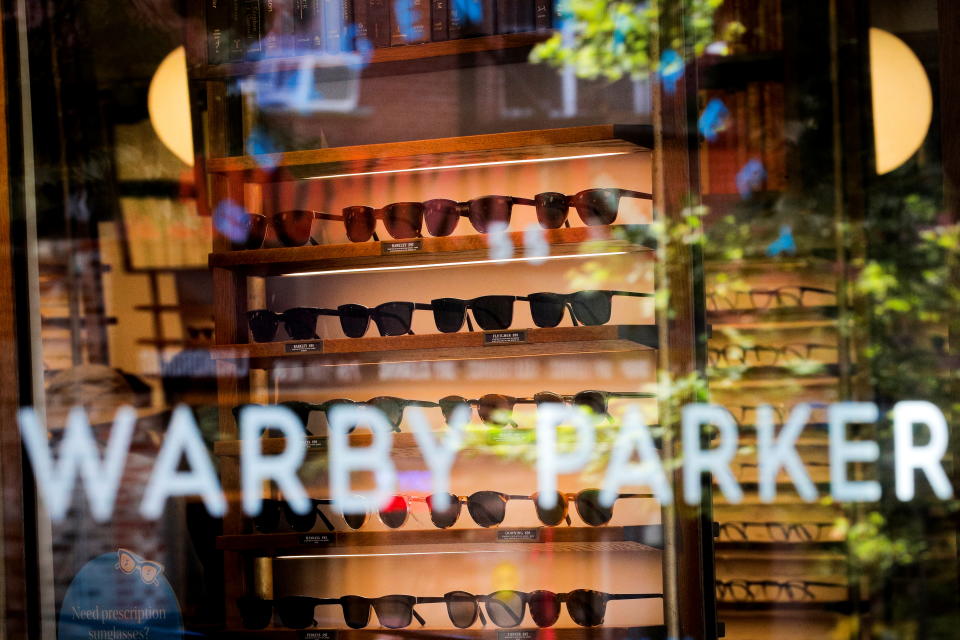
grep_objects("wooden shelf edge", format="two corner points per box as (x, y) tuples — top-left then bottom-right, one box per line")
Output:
(209, 225), (654, 276)
(205, 125), (652, 174)
(210, 325), (658, 367)
(216, 524), (665, 554)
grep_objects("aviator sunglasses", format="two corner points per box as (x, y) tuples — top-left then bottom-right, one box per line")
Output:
(439, 390), (656, 425)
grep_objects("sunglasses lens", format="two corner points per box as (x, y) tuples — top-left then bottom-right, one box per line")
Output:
(485, 591), (525, 628)
(570, 290), (613, 326)
(278, 596), (318, 629)
(576, 489), (614, 526)
(467, 491), (507, 527)
(566, 590), (607, 627)
(247, 310), (279, 343)
(573, 391), (607, 415)
(528, 590), (561, 627)
(374, 596), (415, 629)
(468, 196), (512, 233)
(445, 591), (478, 628)
(372, 302), (414, 336)
(283, 501), (318, 532)
(439, 395), (470, 422)
(533, 392), (563, 405)
(275, 210), (314, 246)
(254, 499), (281, 532)
(424, 199), (459, 236)
(235, 214), (267, 250)
(343, 206), (376, 243)
(383, 203), (423, 239)
(574, 189), (619, 225)
(343, 512), (368, 530)
(338, 304), (370, 338)
(533, 492), (567, 526)
(368, 397), (403, 427)
(379, 496), (408, 528)
(528, 293), (566, 328)
(427, 494), (462, 528)
(432, 298), (467, 333)
(341, 596), (372, 629)
(471, 296), (514, 330)
(477, 394), (513, 425)
(534, 192), (569, 229)
(282, 307), (320, 340)
(238, 597), (273, 629)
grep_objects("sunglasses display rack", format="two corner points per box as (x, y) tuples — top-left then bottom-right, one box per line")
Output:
(703, 247), (866, 637)
(186, 6), (717, 638)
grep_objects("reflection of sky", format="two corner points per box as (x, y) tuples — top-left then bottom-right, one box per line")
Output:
(735, 158), (766, 199)
(659, 49), (684, 94)
(213, 199), (248, 243)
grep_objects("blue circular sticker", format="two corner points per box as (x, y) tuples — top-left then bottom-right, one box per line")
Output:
(59, 549), (183, 640)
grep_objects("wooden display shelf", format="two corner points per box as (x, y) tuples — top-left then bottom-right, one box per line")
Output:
(205, 125), (653, 178)
(212, 625), (668, 639)
(192, 33), (552, 81)
(210, 325), (658, 369)
(209, 225), (654, 277)
(710, 376), (840, 391)
(706, 306), (838, 329)
(714, 541), (844, 554)
(217, 525), (664, 556)
(717, 601), (858, 614)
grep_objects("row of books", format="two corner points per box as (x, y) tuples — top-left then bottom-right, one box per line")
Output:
(206, 0), (558, 64)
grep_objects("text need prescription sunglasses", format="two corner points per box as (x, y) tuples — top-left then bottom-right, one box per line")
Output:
(439, 390), (656, 425)
(426, 489), (648, 528)
(431, 290), (652, 333)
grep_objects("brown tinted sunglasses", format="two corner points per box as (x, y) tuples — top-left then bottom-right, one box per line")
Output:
(231, 210), (344, 250)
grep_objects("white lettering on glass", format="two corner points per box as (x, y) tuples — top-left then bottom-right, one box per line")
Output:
(536, 403), (595, 509)
(828, 402), (881, 502)
(407, 405), (468, 510)
(240, 405), (309, 516)
(893, 400), (953, 500)
(757, 403), (817, 502)
(19, 405), (136, 522)
(682, 404), (742, 504)
(328, 404), (397, 514)
(142, 405), (226, 518)
(600, 407), (673, 505)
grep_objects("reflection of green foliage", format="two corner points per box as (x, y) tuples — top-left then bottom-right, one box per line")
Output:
(530, 0), (727, 80)
(836, 512), (921, 573)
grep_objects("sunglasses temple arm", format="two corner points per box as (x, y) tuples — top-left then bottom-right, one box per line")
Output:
(608, 290), (654, 298)
(411, 608), (427, 626)
(565, 302), (580, 326)
(610, 593), (664, 600)
(478, 607), (487, 626)
(311, 211), (346, 221)
(316, 509), (335, 531)
(618, 189), (653, 200)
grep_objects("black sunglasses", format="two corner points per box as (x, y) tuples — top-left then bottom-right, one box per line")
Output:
(246, 307), (338, 342)
(336, 301), (433, 338)
(527, 290), (652, 327)
(431, 295), (521, 332)
(252, 498), (336, 533)
(439, 390), (655, 426)
(478, 589), (662, 628)
(533, 188), (652, 228)
(231, 210), (345, 250)
(425, 488), (647, 528)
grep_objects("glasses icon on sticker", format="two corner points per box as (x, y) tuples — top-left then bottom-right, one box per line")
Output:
(116, 548), (163, 586)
